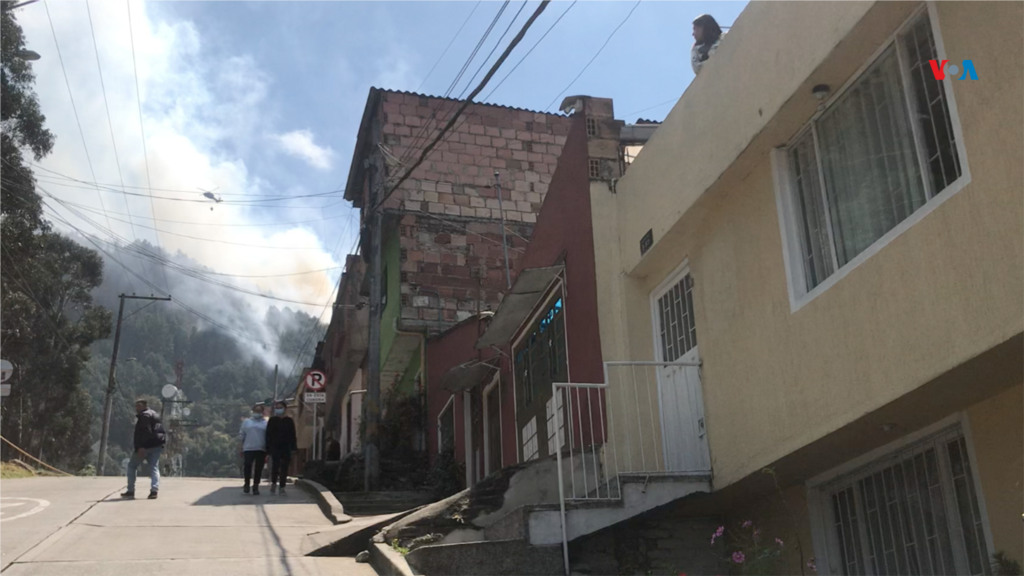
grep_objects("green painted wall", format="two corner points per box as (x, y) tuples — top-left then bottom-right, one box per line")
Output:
(397, 345), (421, 395)
(379, 224), (401, 370)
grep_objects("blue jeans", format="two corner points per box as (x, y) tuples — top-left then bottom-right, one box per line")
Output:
(127, 447), (162, 492)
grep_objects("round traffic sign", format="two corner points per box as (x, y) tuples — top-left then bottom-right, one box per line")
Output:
(0, 359), (13, 383)
(304, 370), (326, 392)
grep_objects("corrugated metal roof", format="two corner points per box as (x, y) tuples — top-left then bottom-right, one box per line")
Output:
(375, 88), (570, 118)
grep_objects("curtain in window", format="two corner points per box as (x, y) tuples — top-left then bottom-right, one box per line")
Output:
(817, 47), (927, 266)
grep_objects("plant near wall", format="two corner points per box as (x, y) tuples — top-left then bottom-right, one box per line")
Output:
(762, 467), (809, 575)
(710, 521), (785, 576)
(992, 552), (1023, 576)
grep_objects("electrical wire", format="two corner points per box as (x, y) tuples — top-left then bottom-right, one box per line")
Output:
(125, 0), (170, 292)
(86, 0), (152, 286)
(375, 0), (552, 212)
(543, 0), (642, 112)
(52, 198), (349, 228)
(43, 0), (135, 292)
(622, 96), (679, 119)
(483, 0), (577, 102)
(457, 1), (528, 100)
(416, 1), (482, 92)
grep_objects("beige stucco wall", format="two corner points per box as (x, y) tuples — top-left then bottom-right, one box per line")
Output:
(967, 383), (1023, 563)
(606, 0), (1023, 491)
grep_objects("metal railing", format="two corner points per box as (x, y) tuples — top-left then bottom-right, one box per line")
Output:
(552, 360), (709, 574)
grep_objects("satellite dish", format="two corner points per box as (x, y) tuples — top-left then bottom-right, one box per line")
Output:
(161, 384), (178, 399)
(183, 407), (191, 417)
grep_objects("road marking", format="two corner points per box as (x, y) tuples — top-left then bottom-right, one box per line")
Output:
(0, 498), (49, 522)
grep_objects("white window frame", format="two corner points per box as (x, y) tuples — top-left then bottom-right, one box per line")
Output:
(773, 2), (972, 313)
(806, 412), (995, 576)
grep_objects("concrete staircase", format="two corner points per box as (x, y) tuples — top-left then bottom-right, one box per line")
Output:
(380, 465), (712, 575)
(334, 491), (436, 516)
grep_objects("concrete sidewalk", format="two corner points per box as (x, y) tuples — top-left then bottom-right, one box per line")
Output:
(2, 477), (377, 576)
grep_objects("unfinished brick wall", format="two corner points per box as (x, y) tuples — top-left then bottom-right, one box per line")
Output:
(397, 213), (532, 333)
(378, 91), (571, 224)
(375, 90), (572, 334)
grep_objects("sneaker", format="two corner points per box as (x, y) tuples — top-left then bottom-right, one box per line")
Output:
(120, 491), (135, 499)
(269, 485), (277, 495)
(278, 487), (286, 496)
(243, 484), (250, 494)
(252, 486), (260, 496)
(148, 491), (158, 500)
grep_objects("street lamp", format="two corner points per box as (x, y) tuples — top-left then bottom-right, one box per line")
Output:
(16, 50), (40, 61)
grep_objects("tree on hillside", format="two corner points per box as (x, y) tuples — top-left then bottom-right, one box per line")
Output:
(0, 4), (112, 470)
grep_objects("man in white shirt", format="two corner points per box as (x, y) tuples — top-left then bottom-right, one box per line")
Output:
(238, 404), (268, 495)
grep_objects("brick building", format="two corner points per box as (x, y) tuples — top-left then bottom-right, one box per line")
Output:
(308, 89), (574, 465)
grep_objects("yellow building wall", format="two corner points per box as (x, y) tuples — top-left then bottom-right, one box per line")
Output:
(967, 383), (1024, 563)
(607, 0), (1023, 490)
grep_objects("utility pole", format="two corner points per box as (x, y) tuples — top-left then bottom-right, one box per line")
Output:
(495, 171), (512, 289)
(365, 159), (382, 491)
(97, 294), (171, 475)
(272, 364), (279, 402)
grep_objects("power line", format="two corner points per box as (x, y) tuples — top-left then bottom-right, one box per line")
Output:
(86, 1), (148, 281)
(457, 1), (527, 100)
(543, 0), (642, 112)
(622, 96), (679, 119)
(43, 0), (134, 292)
(376, 0), (553, 212)
(53, 203), (331, 250)
(30, 164), (345, 197)
(483, 0), (577, 102)
(42, 196), (346, 308)
(395, 1), (512, 169)
(416, 1), (482, 92)
(126, 0), (169, 291)
(52, 198), (349, 228)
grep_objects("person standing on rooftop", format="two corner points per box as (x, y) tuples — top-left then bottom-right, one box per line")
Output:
(691, 14), (724, 75)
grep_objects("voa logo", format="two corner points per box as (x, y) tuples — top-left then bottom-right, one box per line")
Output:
(928, 59), (978, 81)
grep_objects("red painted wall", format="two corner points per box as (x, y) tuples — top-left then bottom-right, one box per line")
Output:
(500, 110), (606, 454)
(424, 110), (605, 475)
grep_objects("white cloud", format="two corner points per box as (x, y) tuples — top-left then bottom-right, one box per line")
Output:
(17, 1), (356, 357)
(273, 129), (335, 170)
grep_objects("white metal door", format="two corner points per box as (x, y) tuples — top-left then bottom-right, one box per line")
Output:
(652, 267), (711, 472)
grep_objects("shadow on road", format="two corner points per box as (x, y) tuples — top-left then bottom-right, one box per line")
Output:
(191, 486), (302, 506)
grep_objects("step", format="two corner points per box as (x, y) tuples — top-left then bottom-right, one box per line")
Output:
(527, 472), (712, 546)
(404, 539), (563, 576)
(333, 491), (436, 515)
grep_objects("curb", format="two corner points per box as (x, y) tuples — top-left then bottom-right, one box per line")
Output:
(295, 478), (352, 524)
(369, 540), (417, 576)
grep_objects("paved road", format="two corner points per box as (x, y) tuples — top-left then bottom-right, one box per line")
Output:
(0, 477), (377, 576)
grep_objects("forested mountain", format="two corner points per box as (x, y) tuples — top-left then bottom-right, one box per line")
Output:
(78, 239), (328, 477)
(0, 4), (328, 476)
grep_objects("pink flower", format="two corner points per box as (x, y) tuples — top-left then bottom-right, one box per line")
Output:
(732, 551), (746, 564)
(775, 538), (784, 546)
(715, 526), (725, 536)
(742, 520), (753, 528)
(807, 559), (818, 572)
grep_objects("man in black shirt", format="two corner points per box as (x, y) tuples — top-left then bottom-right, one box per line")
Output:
(121, 399), (166, 500)
(266, 401), (297, 495)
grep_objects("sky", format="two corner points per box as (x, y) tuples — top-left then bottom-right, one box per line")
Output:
(15, 0), (747, 355)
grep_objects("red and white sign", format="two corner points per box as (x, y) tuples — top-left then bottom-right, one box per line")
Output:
(304, 370), (326, 392)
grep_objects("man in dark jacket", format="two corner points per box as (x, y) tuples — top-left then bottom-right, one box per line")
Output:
(121, 399), (166, 500)
(265, 401), (297, 495)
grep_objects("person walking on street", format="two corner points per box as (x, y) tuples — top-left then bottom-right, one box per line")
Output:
(121, 399), (166, 500)
(266, 401), (297, 495)
(239, 404), (268, 495)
